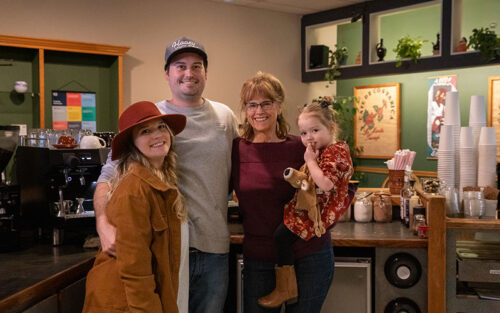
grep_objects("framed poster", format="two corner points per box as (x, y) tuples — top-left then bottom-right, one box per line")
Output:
(52, 90), (97, 132)
(488, 76), (500, 162)
(353, 83), (400, 159)
(426, 75), (457, 158)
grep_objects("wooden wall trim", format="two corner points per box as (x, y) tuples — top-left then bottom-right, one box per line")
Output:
(356, 166), (437, 177)
(118, 55), (124, 115)
(38, 48), (45, 128)
(0, 34), (129, 56)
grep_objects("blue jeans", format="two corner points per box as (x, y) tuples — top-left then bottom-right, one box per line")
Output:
(189, 249), (229, 313)
(243, 244), (334, 313)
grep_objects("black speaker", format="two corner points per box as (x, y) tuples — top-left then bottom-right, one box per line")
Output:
(375, 248), (427, 313)
(309, 45), (329, 69)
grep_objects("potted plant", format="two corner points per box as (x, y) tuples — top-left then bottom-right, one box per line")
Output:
(314, 95), (364, 181)
(393, 35), (427, 67)
(325, 45), (348, 86)
(468, 27), (500, 62)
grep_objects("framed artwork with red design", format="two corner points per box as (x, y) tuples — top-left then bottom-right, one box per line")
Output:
(353, 83), (401, 159)
(488, 76), (500, 162)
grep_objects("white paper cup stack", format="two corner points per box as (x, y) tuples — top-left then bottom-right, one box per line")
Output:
(469, 95), (487, 178)
(444, 91), (460, 188)
(459, 127), (476, 196)
(438, 125), (455, 188)
(477, 127), (497, 187)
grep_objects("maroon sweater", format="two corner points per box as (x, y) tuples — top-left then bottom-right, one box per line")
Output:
(231, 135), (331, 263)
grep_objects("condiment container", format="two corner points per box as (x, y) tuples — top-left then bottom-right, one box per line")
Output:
(417, 225), (428, 239)
(463, 191), (485, 219)
(412, 206), (426, 235)
(354, 192), (372, 222)
(373, 192), (392, 222)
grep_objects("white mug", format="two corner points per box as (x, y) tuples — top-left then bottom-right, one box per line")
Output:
(80, 135), (106, 149)
(14, 81), (28, 93)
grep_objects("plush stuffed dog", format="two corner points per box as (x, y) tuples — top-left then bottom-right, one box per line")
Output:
(283, 164), (325, 237)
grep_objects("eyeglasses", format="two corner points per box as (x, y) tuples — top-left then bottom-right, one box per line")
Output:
(245, 100), (274, 113)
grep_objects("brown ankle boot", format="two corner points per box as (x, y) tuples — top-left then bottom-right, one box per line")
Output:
(258, 265), (298, 308)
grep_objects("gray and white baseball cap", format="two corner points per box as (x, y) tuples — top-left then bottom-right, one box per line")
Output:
(164, 37), (207, 70)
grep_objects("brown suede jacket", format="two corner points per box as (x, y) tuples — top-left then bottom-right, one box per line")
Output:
(83, 163), (181, 313)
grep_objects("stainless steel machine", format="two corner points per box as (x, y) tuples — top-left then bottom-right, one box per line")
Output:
(16, 146), (109, 245)
(0, 126), (20, 251)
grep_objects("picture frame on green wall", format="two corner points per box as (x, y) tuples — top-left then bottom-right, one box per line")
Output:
(426, 75), (457, 158)
(353, 83), (401, 159)
(487, 76), (500, 162)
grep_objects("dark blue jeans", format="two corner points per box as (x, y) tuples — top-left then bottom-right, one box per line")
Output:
(189, 249), (229, 313)
(243, 244), (334, 313)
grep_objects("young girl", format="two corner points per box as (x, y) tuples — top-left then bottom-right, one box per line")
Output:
(83, 101), (187, 313)
(258, 98), (354, 309)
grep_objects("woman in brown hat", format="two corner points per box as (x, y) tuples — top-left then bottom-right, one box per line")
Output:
(83, 101), (187, 313)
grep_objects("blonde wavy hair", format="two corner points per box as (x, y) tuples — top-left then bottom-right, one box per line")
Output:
(239, 71), (290, 141)
(108, 126), (186, 221)
(299, 97), (340, 142)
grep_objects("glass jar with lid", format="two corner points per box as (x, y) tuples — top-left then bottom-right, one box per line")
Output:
(412, 206), (426, 235)
(354, 192), (373, 222)
(373, 192), (392, 222)
(463, 191), (485, 219)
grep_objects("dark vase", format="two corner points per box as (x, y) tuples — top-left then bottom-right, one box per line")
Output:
(433, 33), (440, 55)
(376, 38), (387, 61)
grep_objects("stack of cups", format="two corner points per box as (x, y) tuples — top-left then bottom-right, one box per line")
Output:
(459, 127), (476, 200)
(469, 95), (487, 185)
(477, 127), (497, 187)
(443, 91), (461, 188)
(438, 125), (455, 188)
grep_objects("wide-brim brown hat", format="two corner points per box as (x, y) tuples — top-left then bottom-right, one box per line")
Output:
(111, 101), (186, 160)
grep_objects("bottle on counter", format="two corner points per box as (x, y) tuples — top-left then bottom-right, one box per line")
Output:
(400, 168), (412, 224)
(412, 205), (426, 235)
(408, 187), (421, 229)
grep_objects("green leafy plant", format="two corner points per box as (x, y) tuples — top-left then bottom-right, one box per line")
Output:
(468, 27), (500, 62)
(393, 35), (427, 67)
(325, 45), (348, 86)
(314, 95), (365, 181)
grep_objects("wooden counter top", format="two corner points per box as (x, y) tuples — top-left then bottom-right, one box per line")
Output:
(0, 244), (96, 313)
(229, 221), (426, 248)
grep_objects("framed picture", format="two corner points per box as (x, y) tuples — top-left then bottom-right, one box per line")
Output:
(426, 75), (457, 158)
(487, 76), (500, 162)
(353, 83), (401, 159)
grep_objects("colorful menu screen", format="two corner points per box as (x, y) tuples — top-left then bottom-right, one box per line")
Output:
(52, 90), (97, 132)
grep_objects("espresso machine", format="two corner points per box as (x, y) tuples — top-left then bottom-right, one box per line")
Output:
(0, 126), (21, 251)
(16, 146), (109, 245)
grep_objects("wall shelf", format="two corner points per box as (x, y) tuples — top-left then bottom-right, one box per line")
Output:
(301, 0), (500, 83)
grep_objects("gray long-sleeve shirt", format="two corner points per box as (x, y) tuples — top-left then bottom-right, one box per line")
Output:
(98, 98), (239, 253)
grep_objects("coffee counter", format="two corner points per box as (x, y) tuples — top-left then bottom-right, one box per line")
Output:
(0, 244), (96, 313)
(229, 221), (427, 248)
(0, 221), (423, 312)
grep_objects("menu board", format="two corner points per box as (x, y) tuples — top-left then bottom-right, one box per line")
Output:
(52, 90), (97, 132)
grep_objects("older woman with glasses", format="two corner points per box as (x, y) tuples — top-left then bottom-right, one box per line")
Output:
(231, 72), (334, 313)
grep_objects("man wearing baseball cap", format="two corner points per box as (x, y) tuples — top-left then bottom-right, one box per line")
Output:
(94, 36), (239, 313)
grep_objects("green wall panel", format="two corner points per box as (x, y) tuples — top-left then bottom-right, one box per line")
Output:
(461, 0), (500, 40)
(0, 47), (37, 127)
(380, 4), (441, 61)
(337, 64), (500, 187)
(338, 21), (362, 65)
(44, 51), (118, 132)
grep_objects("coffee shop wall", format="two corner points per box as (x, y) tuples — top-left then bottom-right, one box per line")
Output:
(0, 36), (129, 132)
(337, 64), (500, 187)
